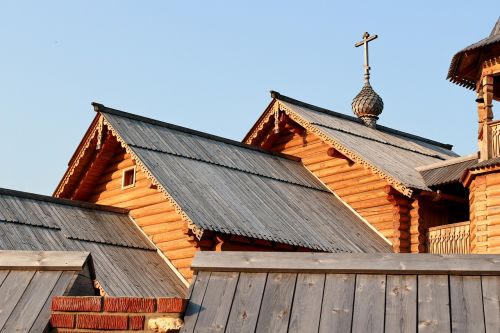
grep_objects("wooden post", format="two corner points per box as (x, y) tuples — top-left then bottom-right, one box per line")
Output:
(480, 76), (494, 161)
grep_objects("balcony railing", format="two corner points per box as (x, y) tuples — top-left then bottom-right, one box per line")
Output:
(487, 120), (500, 158)
(427, 221), (470, 254)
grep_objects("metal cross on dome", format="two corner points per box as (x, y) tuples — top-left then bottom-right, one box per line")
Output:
(355, 32), (378, 82)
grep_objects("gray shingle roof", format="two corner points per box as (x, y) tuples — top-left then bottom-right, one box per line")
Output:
(417, 154), (478, 187)
(97, 105), (392, 254)
(0, 188), (186, 297)
(262, 94), (458, 195)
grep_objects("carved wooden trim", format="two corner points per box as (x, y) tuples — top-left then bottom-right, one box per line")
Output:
(101, 116), (204, 239)
(245, 101), (414, 197)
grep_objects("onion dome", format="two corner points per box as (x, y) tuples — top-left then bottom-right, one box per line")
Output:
(352, 81), (384, 128)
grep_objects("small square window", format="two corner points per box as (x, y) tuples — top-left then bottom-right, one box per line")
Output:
(122, 167), (136, 189)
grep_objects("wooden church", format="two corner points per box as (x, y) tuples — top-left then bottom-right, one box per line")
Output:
(1, 17), (500, 333)
(49, 19), (500, 283)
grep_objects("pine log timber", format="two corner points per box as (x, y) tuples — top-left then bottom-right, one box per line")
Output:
(266, 125), (396, 243)
(71, 132), (119, 201)
(386, 186), (412, 253)
(409, 199), (426, 253)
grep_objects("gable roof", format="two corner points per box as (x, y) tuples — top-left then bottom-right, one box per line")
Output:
(447, 17), (500, 89)
(245, 92), (458, 196)
(89, 103), (391, 253)
(0, 188), (186, 297)
(183, 251), (500, 333)
(0, 251), (91, 333)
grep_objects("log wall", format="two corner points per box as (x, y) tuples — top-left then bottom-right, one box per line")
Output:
(270, 131), (397, 243)
(88, 147), (196, 280)
(469, 173), (500, 253)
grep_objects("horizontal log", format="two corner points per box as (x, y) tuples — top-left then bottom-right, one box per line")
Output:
(307, 158), (350, 172)
(152, 230), (189, 243)
(141, 221), (186, 235)
(164, 247), (197, 261)
(95, 186), (161, 206)
(97, 192), (167, 211)
(130, 201), (176, 219)
(156, 238), (194, 252)
(349, 197), (392, 210)
(135, 211), (183, 227)
(89, 178), (153, 202)
(178, 268), (193, 280)
(334, 181), (387, 197)
(171, 258), (193, 269)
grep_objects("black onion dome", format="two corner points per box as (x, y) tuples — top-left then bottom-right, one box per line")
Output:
(351, 81), (384, 128)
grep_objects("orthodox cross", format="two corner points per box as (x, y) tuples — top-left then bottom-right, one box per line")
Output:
(355, 32), (378, 82)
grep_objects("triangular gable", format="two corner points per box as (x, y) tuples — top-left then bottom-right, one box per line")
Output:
(244, 93), (458, 197)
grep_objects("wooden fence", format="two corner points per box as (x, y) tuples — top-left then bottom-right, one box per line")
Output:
(428, 221), (470, 254)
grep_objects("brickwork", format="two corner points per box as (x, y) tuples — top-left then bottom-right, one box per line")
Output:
(50, 296), (187, 332)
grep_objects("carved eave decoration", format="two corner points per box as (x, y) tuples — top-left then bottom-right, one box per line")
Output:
(245, 99), (414, 197)
(54, 111), (205, 240)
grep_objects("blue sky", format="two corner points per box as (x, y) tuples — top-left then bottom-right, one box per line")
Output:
(0, 1), (498, 195)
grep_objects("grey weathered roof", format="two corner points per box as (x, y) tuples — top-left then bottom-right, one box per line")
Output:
(260, 93), (458, 195)
(182, 252), (500, 333)
(469, 156), (500, 170)
(0, 251), (89, 333)
(96, 104), (392, 253)
(417, 154), (478, 187)
(447, 17), (500, 89)
(0, 188), (186, 297)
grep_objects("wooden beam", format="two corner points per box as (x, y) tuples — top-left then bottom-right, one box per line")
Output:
(191, 252), (500, 275)
(0, 251), (90, 271)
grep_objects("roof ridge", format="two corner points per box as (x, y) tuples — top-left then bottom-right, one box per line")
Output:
(415, 153), (478, 171)
(271, 91), (454, 150)
(130, 144), (329, 193)
(311, 122), (446, 160)
(490, 16), (500, 36)
(92, 102), (301, 162)
(0, 188), (129, 214)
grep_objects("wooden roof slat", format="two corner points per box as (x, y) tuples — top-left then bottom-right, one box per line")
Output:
(0, 251), (89, 271)
(191, 252), (500, 275)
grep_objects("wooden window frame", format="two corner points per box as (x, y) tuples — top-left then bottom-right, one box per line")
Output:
(121, 166), (136, 189)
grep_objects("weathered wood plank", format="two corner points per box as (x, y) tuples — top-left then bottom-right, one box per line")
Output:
(449, 276), (485, 333)
(225, 272), (267, 333)
(482, 276), (500, 333)
(385, 275), (417, 333)
(1, 271), (62, 332)
(352, 274), (386, 333)
(193, 271), (239, 332)
(319, 274), (355, 333)
(418, 275), (450, 332)
(29, 271), (76, 333)
(0, 271), (36, 330)
(288, 273), (325, 333)
(255, 273), (297, 333)
(0, 251), (89, 271)
(0, 270), (9, 287)
(181, 271), (211, 333)
(192, 252), (500, 275)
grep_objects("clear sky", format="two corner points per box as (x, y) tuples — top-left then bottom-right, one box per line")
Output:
(0, 1), (498, 195)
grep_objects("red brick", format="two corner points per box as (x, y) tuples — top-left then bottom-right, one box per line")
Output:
(76, 314), (128, 330)
(104, 297), (155, 312)
(157, 298), (187, 313)
(52, 296), (102, 312)
(50, 313), (74, 328)
(129, 315), (145, 330)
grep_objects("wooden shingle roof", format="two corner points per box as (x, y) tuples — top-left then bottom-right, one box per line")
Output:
(182, 252), (500, 333)
(0, 188), (187, 297)
(95, 104), (392, 253)
(245, 93), (458, 196)
(447, 17), (500, 89)
(416, 154), (478, 187)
